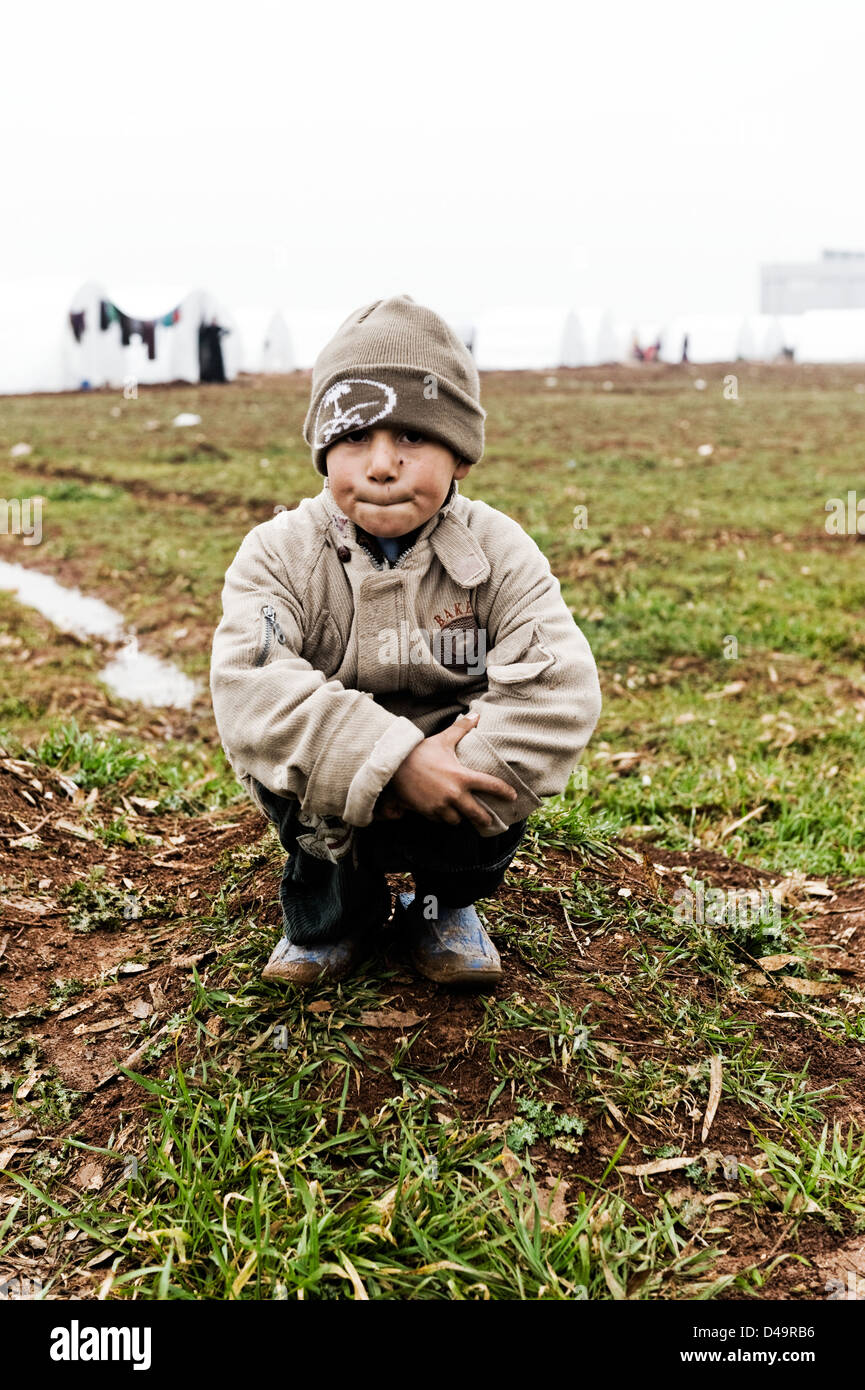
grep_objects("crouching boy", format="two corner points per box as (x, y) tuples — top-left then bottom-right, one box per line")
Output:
(209, 295), (602, 988)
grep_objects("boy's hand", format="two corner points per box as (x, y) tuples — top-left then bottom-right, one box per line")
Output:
(388, 712), (519, 830)
(373, 786), (408, 820)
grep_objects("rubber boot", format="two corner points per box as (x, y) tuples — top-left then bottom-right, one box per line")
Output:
(393, 891), (502, 987)
(261, 932), (373, 985)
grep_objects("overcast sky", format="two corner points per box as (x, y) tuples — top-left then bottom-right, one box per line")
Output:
(4, 0), (863, 325)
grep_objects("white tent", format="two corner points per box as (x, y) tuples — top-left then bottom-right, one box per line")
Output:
(281, 305), (477, 369)
(283, 307), (356, 369)
(776, 314), (802, 357)
(794, 309), (865, 362)
(737, 313), (785, 361)
(262, 312), (294, 372)
(0, 278), (83, 394)
(657, 313), (753, 364)
(472, 306), (586, 369)
(576, 307), (631, 364)
(233, 308), (295, 373)
(64, 282), (239, 390)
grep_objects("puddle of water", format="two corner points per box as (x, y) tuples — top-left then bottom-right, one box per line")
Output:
(0, 559), (201, 709)
(100, 637), (200, 709)
(0, 559), (125, 641)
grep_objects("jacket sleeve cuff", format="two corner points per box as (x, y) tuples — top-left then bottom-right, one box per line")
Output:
(343, 717), (426, 827)
(453, 725), (543, 837)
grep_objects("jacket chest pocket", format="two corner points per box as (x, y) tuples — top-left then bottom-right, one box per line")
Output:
(430, 618), (488, 677)
(485, 618), (556, 696)
(302, 607), (344, 677)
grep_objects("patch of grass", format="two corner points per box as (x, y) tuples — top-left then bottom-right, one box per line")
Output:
(744, 1122), (865, 1229)
(59, 867), (172, 933)
(41, 481), (124, 503)
(6, 1059), (731, 1300)
(48, 977), (87, 1006)
(526, 796), (618, 859)
(34, 719), (148, 790)
(475, 992), (596, 1097)
(132, 742), (242, 814)
(91, 814), (140, 847)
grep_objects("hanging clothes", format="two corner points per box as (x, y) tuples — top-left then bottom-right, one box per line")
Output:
(115, 314), (158, 359)
(100, 300), (120, 332)
(140, 321), (156, 359)
(99, 299), (176, 358)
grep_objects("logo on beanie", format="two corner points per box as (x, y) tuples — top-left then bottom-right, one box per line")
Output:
(314, 378), (397, 448)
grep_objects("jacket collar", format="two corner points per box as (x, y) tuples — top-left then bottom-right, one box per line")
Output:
(317, 477), (491, 586)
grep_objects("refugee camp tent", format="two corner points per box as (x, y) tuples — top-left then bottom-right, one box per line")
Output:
(657, 319), (687, 363)
(472, 306), (586, 369)
(262, 312), (294, 372)
(285, 308), (357, 369)
(657, 314), (752, 364)
(737, 313), (785, 361)
(659, 313), (791, 365)
(233, 309), (295, 373)
(0, 278), (84, 394)
(776, 315), (802, 358)
(283, 304), (476, 369)
(734, 316), (761, 362)
(794, 309), (865, 362)
(65, 282), (239, 390)
(575, 306), (630, 365)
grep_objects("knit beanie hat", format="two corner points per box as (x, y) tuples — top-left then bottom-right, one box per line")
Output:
(303, 294), (485, 475)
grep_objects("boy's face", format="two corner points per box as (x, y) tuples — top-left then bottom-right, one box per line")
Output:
(325, 426), (471, 538)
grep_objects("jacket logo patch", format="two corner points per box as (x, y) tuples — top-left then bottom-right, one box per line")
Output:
(430, 606), (485, 674)
(432, 599), (475, 630)
(314, 378), (397, 448)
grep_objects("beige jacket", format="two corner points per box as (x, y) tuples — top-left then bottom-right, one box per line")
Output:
(209, 477), (602, 849)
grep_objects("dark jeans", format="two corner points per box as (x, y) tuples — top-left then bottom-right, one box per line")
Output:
(250, 779), (528, 945)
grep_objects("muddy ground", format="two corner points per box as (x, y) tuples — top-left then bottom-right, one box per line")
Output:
(2, 753), (863, 1300)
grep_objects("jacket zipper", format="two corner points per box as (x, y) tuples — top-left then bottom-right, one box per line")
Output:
(254, 604), (286, 666)
(357, 537), (419, 572)
(391, 541), (419, 571)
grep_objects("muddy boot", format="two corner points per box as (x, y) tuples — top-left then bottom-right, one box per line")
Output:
(261, 933), (373, 986)
(394, 891), (502, 988)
